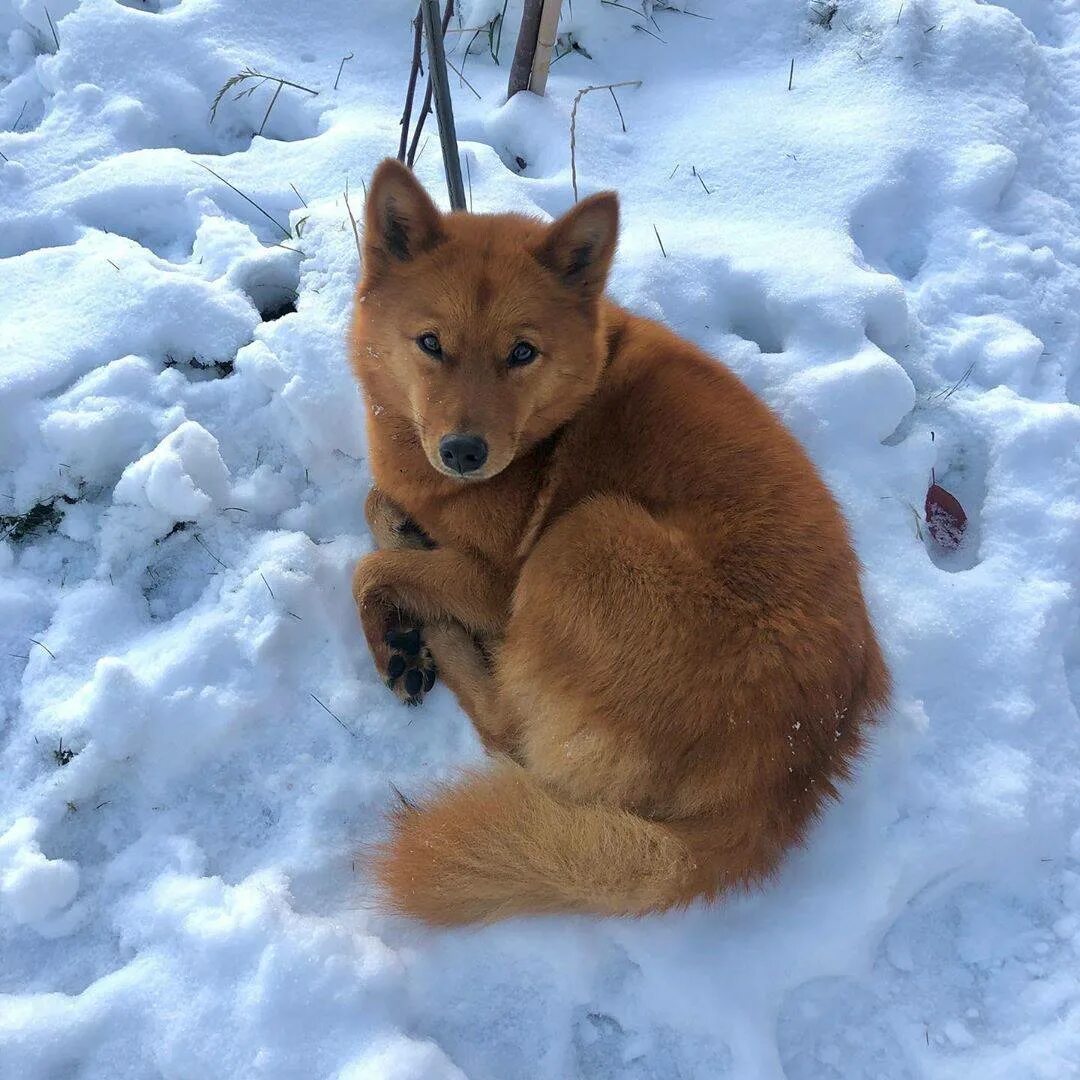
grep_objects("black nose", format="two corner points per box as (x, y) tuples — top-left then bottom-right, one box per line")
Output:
(438, 433), (488, 475)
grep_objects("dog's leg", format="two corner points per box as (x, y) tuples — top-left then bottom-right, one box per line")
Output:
(423, 621), (519, 755)
(361, 487), (442, 703)
(353, 547), (511, 706)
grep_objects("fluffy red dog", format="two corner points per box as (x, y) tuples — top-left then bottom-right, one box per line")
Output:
(349, 159), (889, 925)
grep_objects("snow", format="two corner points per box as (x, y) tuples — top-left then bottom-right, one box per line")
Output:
(1, 0), (1079, 1076)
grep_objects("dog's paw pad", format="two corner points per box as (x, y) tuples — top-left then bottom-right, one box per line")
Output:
(385, 627), (423, 656)
(384, 627), (438, 706)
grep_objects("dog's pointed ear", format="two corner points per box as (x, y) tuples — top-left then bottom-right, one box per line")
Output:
(534, 193), (619, 298)
(363, 159), (445, 273)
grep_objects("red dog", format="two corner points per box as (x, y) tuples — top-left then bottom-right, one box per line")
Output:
(349, 159), (889, 924)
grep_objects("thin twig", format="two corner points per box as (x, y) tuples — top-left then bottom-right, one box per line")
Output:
(260, 572), (275, 598)
(457, 17), (489, 91)
(193, 533), (227, 569)
(465, 153), (473, 211)
(344, 181), (363, 264)
(407, 80), (435, 166)
(652, 224), (667, 257)
(334, 52), (354, 90)
(493, 0), (509, 62)
(254, 74), (318, 96)
(927, 362), (975, 403)
(608, 85), (627, 132)
(210, 69), (318, 126)
(692, 165), (711, 194)
(632, 23), (666, 43)
(389, 781), (418, 811)
(788, 57), (795, 90)
(655, 2), (713, 18)
(44, 6), (59, 50)
(460, 25), (485, 74)
(257, 80), (283, 137)
(668, 162), (680, 179)
(445, 55), (482, 99)
(290, 182), (308, 207)
(194, 161), (292, 238)
(310, 692), (358, 737)
(29, 638), (55, 659)
(398, 11), (424, 162)
(569, 80), (642, 201)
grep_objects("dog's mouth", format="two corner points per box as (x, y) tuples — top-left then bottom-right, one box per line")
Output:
(426, 454), (509, 483)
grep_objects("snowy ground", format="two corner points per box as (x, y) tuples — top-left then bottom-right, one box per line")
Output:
(1, 0), (1079, 1076)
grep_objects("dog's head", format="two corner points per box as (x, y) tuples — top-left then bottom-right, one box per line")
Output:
(351, 159), (618, 482)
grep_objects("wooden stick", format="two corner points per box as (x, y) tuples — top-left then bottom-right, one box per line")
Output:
(421, 0), (467, 210)
(528, 0), (563, 97)
(507, 0), (544, 97)
(407, 0), (454, 167)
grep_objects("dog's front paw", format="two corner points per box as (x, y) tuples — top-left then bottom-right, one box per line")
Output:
(384, 623), (438, 706)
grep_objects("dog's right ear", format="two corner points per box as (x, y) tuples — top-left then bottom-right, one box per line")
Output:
(363, 159), (445, 274)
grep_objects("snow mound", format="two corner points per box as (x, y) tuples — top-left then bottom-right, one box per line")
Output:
(114, 420), (232, 521)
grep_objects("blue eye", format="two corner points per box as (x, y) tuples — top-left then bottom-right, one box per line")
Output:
(508, 341), (537, 367)
(417, 333), (442, 357)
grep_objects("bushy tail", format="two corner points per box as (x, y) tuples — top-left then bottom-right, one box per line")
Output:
(372, 761), (749, 925)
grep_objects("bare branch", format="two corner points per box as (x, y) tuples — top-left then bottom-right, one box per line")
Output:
(398, 11), (424, 161)
(569, 81), (642, 201)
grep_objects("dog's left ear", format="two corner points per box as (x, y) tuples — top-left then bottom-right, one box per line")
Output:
(363, 158), (445, 275)
(534, 193), (619, 299)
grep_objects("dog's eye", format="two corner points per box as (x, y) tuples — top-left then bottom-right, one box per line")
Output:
(508, 341), (537, 368)
(417, 333), (442, 357)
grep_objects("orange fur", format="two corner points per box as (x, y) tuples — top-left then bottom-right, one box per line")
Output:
(349, 159), (890, 925)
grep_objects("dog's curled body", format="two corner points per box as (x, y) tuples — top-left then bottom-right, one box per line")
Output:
(349, 159), (889, 925)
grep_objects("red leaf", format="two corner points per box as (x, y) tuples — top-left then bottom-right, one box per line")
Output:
(925, 482), (967, 550)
